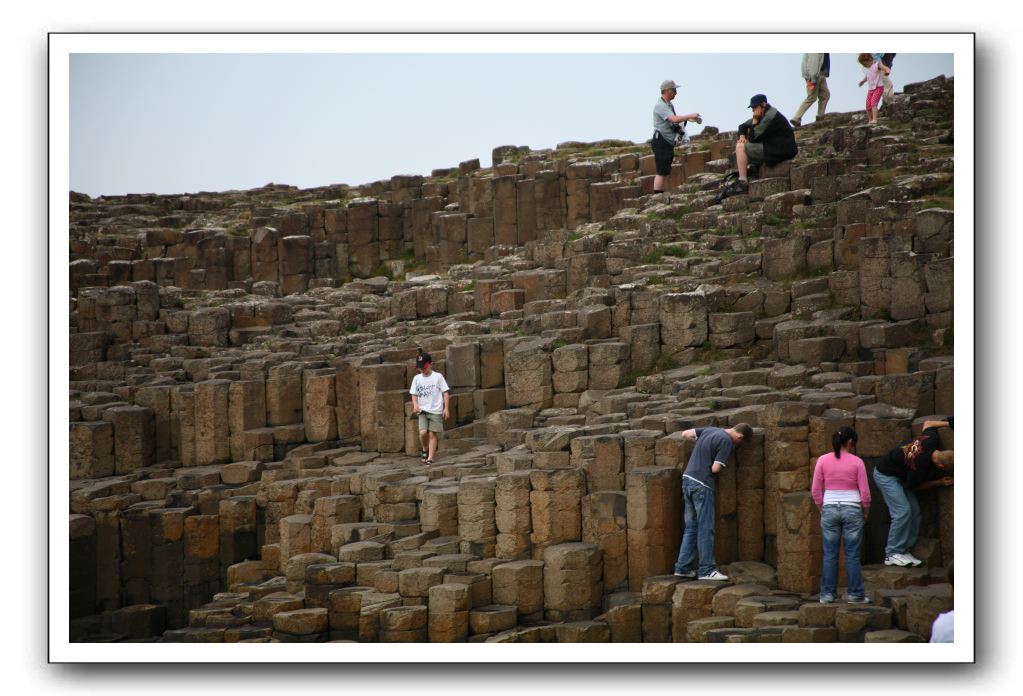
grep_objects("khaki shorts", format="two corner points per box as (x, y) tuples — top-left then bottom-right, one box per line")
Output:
(418, 411), (444, 433)
(743, 142), (766, 164)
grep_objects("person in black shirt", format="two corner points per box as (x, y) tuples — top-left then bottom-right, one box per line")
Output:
(725, 94), (798, 196)
(872, 419), (954, 567)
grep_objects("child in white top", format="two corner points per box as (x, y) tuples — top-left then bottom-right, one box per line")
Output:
(858, 53), (890, 125)
(409, 349), (449, 465)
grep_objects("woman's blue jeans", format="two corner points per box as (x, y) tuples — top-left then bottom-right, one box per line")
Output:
(820, 503), (865, 599)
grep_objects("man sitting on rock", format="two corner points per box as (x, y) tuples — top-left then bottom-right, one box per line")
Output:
(726, 94), (798, 196)
(673, 423), (753, 581)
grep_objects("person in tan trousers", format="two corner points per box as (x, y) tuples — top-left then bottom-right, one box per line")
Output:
(790, 53), (831, 127)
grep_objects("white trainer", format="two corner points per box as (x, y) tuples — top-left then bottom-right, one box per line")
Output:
(698, 570), (729, 581)
(884, 555), (909, 567)
(900, 552), (923, 567)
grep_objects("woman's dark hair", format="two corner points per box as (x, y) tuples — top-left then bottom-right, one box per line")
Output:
(832, 426), (858, 458)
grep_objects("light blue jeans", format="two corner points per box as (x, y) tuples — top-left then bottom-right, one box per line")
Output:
(873, 468), (920, 556)
(674, 477), (717, 577)
(820, 504), (865, 600)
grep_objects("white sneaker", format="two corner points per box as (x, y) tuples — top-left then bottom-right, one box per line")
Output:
(698, 570), (729, 581)
(900, 552), (923, 567)
(884, 555), (909, 567)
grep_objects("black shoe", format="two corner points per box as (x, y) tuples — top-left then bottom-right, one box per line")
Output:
(725, 179), (748, 195)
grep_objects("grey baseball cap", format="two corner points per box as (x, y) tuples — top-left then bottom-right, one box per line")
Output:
(660, 80), (680, 92)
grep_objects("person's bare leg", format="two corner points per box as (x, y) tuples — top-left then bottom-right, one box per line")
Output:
(735, 143), (748, 179)
(428, 432), (438, 461)
(653, 174), (666, 192)
(419, 429), (429, 456)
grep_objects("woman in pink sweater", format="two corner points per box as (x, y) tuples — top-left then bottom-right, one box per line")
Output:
(811, 426), (871, 603)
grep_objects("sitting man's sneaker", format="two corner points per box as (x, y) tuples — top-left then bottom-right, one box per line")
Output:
(725, 179), (749, 195)
(901, 552), (923, 567)
(845, 595), (871, 604)
(698, 570), (729, 581)
(789, 117), (801, 127)
(884, 555), (910, 567)
(819, 594), (836, 604)
(673, 570), (696, 579)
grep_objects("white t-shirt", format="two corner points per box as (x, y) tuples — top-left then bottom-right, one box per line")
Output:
(929, 610), (954, 643)
(409, 371), (449, 414)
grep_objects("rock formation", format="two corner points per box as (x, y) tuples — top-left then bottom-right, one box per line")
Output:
(68, 76), (955, 643)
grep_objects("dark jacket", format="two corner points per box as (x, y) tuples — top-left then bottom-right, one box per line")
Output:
(738, 106), (798, 165)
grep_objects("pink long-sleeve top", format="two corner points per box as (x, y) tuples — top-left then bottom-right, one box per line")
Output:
(863, 62), (884, 90)
(811, 451), (871, 507)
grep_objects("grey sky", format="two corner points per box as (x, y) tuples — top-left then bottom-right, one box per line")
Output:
(70, 52), (953, 197)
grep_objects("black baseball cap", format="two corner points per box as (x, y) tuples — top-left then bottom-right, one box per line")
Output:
(748, 94), (768, 108)
(415, 352), (433, 368)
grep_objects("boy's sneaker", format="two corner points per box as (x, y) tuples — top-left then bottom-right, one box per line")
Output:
(725, 179), (749, 195)
(901, 552), (923, 567)
(845, 595), (871, 604)
(884, 555), (909, 567)
(697, 570), (729, 581)
(673, 570), (696, 579)
(819, 594), (836, 604)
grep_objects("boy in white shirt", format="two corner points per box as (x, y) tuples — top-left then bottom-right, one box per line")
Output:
(409, 350), (450, 465)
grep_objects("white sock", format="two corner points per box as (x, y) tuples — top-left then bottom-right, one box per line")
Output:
(739, 177), (748, 183)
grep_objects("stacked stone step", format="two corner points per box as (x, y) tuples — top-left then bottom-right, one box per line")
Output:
(625, 467), (682, 591)
(528, 468), (585, 561)
(552, 344), (589, 407)
(542, 542), (602, 622)
(761, 401), (821, 591)
(495, 471), (532, 560)
(457, 477), (498, 558)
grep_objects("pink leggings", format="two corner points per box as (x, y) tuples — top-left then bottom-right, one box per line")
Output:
(866, 86), (884, 111)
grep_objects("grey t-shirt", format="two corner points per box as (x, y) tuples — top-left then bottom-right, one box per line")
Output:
(682, 427), (733, 490)
(653, 98), (679, 144)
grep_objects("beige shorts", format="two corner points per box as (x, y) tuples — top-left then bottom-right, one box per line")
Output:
(418, 411), (444, 433)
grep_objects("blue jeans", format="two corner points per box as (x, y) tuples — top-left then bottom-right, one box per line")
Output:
(873, 468), (920, 556)
(820, 504), (865, 599)
(674, 477), (716, 577)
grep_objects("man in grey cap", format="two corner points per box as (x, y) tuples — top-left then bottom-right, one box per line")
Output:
(651, 79), (702, 194)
